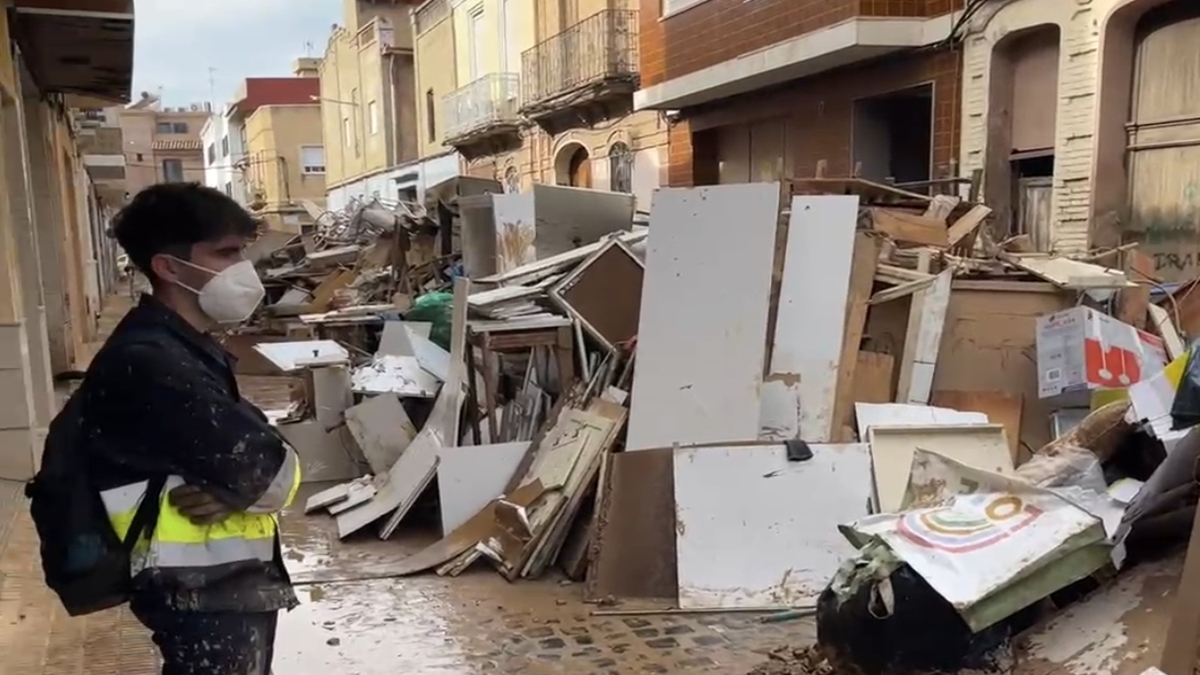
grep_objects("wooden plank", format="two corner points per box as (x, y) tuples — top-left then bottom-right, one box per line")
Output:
(759, 195), (860, 442)
(896, 270), (953, 404)
(586, 448), (678, 602)
(868, 208), (948, 247)
(627, 184), (780, 451)
(945, 204), (992, 247)
(1003, 253), (1133, 289)
(930, 390), (1026, 465)
(852, 351), (895, 405)
(1149, 303), (1187, 361)
(1159, 502), (1200, 675)
(1118, 249), (1156, 329)
(831, 233), (882, 441)
(923, 194), (960, 223)
(1118, 251), (1155, 329)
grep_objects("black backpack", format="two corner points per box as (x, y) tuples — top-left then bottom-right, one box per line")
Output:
(24, 388), (166, 617)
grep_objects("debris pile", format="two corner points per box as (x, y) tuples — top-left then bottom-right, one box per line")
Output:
(244, 175), (1200, 675)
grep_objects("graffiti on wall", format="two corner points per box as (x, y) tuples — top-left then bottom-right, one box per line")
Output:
(1127, 199), (1200, 279)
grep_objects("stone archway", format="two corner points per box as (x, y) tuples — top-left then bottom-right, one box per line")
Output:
(554, 142), (591, 188)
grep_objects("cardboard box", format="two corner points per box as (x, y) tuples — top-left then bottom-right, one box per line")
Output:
(1036, 306), (1168, 399)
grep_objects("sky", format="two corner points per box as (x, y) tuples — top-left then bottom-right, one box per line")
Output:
(130, 0), (343, 107)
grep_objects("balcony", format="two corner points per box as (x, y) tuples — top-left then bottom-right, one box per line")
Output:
(442, 73), (523, 159)
(520, 9), (638, 133)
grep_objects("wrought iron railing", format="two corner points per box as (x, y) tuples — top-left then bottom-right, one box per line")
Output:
(521, 9), (639, 108)
(442, 73), (522, 141)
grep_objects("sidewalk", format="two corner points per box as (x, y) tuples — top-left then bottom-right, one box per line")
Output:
(0, 286), (159, 675)
(0, 286), (817, 674)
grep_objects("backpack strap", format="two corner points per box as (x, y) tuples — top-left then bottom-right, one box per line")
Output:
(122, 474), (167, 553)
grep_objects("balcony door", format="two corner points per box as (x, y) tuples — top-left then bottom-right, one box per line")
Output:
(469, 7), (486, 82)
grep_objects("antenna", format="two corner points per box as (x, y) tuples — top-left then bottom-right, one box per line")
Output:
(207, 66), (217, 109)
(304, 41), (314, 58)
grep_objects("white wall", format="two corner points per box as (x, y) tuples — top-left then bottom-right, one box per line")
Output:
(200, 110), (248, 205)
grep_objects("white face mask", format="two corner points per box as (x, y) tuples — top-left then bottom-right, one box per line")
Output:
(171, 257), (265, 325)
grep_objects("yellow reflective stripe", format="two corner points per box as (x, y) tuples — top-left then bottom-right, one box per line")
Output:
(247, 448), (301, 513)
(100, 478), (279, 574)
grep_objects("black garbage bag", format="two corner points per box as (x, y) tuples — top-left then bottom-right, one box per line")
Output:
(1171, 342), (1200, 431)
(817, 545), (1014, 675)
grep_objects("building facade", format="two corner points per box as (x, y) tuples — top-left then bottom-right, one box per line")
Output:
(635, 0), (960, 193)
(0, 0), (137, 480)
(244, 102), (327, 232)
(202, 70), (325, 210)
(320, 0), (445, 209)
(118, 95), (209, 194)
(961, 0), (1200, 277)
(434, 0), (665, 210)
(200, 108), (246, 203)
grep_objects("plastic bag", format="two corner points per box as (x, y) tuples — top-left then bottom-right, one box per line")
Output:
(1171, 341), (1200, 431)
(1016, 443), (1108, 494)
(404, 291), (453, 350)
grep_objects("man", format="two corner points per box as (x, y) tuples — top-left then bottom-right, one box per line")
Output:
(79, 182), (300, 675)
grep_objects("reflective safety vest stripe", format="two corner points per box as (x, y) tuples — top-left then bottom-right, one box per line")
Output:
(100, 449), (301, 575)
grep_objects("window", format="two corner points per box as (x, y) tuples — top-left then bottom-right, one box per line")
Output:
(662, 0), (710, 15)
(172, 122), (188, 133)
(425, 89), (436, 143)
(161, 159), (185, 183)
(301, 146), (326, 175)
(301, 147), (327, 175)
(503, 165), (520, 193)
(221, 136), (229, 157)
(350, 89), (360, 156)
(224, 182), (232, 197)
(469, 7), (485, 80)
(368, 101), (379, 135)
(206, 144), (216, 164)
(609, 142), (633, 193)
(343, 117), (352, 146)
(502, 0), (519, 73)
(156, 122), (172, 134)
(135, 152), (143, 162)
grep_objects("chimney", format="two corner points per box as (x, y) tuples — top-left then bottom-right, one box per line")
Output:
(293, 57), (320, 78)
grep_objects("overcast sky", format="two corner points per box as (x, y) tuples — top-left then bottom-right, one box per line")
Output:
(130, 0), (342, 107)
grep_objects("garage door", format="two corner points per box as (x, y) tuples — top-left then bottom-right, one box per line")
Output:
(715, 119), (787, 185)
(1127, 4), (1200, 281)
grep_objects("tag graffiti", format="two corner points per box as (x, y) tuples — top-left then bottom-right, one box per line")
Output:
(1154, 252), (1198, 273)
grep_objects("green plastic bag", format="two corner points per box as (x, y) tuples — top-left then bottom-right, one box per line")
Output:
(405, 291), (453, 350)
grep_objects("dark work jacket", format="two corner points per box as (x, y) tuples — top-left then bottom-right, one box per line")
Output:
(78, 295), (298, 613)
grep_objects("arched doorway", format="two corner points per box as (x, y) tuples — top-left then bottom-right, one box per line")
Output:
(555, 143), (591, 188)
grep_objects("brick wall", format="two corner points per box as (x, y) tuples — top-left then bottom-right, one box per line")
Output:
(959, 0), (1110, 255)
(640, 0), (961, 88)
(667, 48), (962, 188)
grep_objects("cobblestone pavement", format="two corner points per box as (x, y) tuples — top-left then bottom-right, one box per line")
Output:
(0, 288), (817, 674)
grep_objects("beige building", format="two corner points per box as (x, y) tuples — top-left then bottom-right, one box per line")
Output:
(436, 0), (665, 209)
(0, 0), (137, 479)
(118, 95), (209, 194)
(961, 0), (1200, 279)
(244, 102), (327, 232)
(319, 0), (432, 209)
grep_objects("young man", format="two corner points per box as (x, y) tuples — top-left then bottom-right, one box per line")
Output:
(79, 183), (300, 675)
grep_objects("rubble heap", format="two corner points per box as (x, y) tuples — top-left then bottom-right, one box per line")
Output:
(237, 173), (1200, 675)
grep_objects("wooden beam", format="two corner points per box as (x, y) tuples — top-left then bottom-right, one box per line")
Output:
(831, 233), (881, 441)
(1159, 502), (1200, 675)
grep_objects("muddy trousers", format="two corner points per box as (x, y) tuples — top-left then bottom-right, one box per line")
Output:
(132, 608), (279, 675)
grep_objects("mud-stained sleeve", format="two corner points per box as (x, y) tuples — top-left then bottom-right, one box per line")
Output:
(99, 344), (289, 511)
